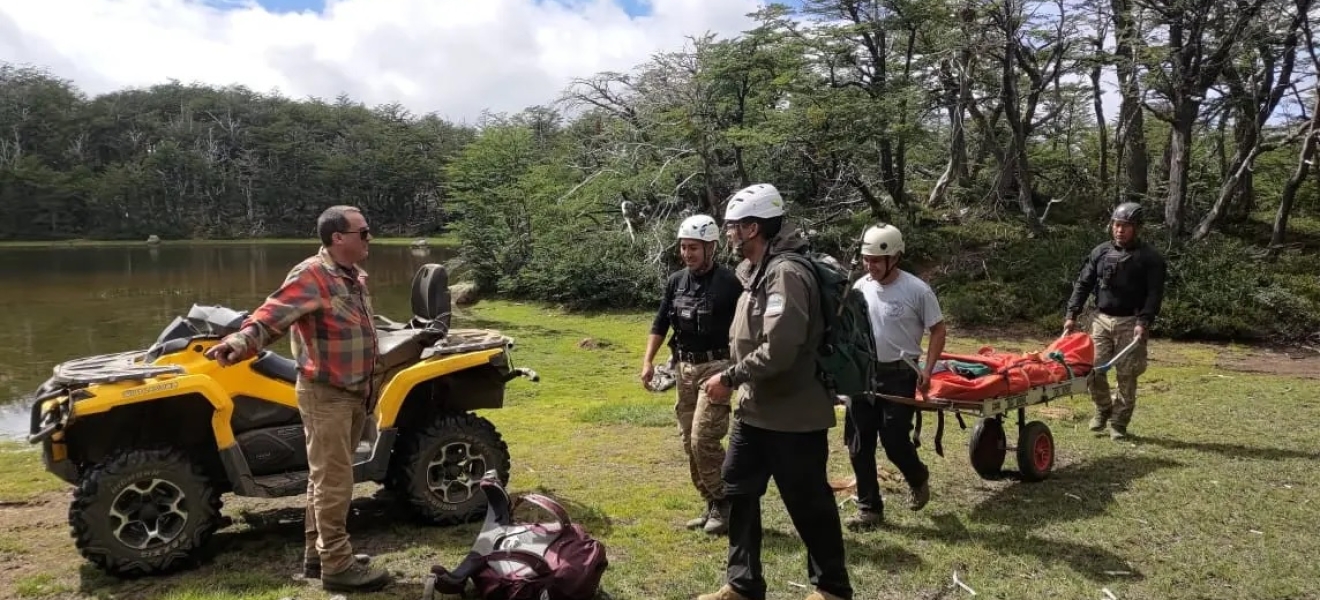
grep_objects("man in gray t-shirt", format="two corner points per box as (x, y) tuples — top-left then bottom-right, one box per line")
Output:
(844, 223), (947, 530)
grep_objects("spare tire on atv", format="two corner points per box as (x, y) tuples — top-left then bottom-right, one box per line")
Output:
(389, 412), (511, 524)
(69, 447), (223, 577)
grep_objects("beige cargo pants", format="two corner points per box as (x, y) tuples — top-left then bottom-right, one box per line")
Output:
(297, 378), (369, 576)
(1088, 313), (1149, 428)
(675, 359), (732, 502)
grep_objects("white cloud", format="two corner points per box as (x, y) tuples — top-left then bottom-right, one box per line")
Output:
(0, 0), (766, 123)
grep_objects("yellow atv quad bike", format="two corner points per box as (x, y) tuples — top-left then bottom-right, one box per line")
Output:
(26, 263), (538, 578)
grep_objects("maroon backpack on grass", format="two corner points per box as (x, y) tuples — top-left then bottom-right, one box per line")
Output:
(421, 471), (608, 600)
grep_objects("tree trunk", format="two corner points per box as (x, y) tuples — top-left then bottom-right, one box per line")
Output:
(1111, 0), (1147, 203)
(1270, 98), (1320, 249)
(1090, 38), (1110, 197)
(1164, 103), (1198, 238)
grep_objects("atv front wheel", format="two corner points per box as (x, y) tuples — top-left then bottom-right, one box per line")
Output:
(391, 412), (510, 525)
(69, 448), (223, 578)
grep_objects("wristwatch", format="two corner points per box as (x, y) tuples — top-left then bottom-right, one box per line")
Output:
(720, 370), (734, 388)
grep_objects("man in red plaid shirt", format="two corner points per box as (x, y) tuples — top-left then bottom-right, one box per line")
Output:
(206, 205), (391, 592)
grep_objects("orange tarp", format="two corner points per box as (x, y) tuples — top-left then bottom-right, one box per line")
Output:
(924, 332), (1096, 402)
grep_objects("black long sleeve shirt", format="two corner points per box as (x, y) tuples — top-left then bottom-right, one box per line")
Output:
(1066, 239), (1168, 327)
(650, 264), (742, 353)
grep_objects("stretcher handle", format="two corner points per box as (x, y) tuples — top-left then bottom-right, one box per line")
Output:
(1095, 337), (1141, 374)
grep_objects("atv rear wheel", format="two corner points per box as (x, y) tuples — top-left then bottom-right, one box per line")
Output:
(390, 412), (510, 525)
(69, 447), (223, 578)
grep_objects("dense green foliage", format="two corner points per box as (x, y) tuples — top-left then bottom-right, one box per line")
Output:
(0, 64), (472, 239)
(2, 0), (1319, 342)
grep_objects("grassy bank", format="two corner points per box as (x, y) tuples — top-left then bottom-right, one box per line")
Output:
(0, 234), (459, 249)
(2, 301), (1319, 599)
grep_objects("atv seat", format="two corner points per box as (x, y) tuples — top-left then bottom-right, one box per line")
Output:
(375, 263), (452, 363)
(251, 350), (298, 384)
(374, 263), (452, 334)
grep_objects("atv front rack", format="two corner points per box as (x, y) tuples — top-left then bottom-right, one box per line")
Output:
(51, 350), (185, 385)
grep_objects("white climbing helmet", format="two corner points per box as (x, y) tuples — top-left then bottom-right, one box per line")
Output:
(724, 184), (785, 223)
(861, 223), (904, 257)
(677, 214), (720, 242)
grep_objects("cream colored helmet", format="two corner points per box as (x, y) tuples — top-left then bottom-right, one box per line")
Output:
(677, 214), (720, 242)
(861, 223), (904, 257)
(724, 183), (785, 222)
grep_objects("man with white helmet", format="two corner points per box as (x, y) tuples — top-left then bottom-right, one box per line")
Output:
(641, 213), (742, 535)
(844, 222), (946, 530)
(697, 184), (852, 600)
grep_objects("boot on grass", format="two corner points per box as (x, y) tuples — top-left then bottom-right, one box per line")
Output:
(704, 500), (730, 535)
(321, 561), (392, 592)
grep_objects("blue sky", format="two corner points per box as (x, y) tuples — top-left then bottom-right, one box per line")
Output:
(249, 0), (660, 17)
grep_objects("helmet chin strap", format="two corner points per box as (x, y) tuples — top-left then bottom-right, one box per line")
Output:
(693, 242), (716, 274)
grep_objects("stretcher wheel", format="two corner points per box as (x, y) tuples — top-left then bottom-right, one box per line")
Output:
(968, 417), (1006, 479)
(1016, 421), (1054, 482)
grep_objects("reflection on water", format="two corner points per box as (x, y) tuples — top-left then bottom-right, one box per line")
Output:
(0, 243), (456, 438)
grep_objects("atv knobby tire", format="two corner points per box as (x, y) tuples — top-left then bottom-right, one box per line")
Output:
(390, 412), (510, 525)
(70, 447), (223, 578)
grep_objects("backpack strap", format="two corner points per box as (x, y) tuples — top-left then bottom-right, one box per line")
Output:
(428, 550), (488, 594)
(479, 475), (515, 527)
(517, 493), (573, 528)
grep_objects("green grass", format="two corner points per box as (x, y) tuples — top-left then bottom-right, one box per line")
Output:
(0, 234), (458, 249)
(0, 444), (65, 503)
(1, 301), (1318, 599)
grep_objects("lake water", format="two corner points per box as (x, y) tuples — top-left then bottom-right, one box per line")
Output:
(0, 243), (456, 439)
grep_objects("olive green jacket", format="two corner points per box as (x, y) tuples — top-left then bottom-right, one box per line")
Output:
(725, 225), (836, 432)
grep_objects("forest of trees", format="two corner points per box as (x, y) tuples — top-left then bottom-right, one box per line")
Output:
(2, 0), (1318, 342)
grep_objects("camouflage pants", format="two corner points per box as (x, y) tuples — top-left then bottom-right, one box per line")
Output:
(675, 359), (732, 502)
(1089, 313), (1149, 428)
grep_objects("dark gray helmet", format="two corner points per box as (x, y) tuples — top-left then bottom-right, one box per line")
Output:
(1112, 202), (1144, 224)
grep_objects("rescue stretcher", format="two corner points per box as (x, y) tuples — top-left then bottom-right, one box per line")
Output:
(868, 332), (1140, 482)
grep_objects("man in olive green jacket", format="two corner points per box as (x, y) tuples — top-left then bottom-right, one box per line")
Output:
(697, 184), (852, 600)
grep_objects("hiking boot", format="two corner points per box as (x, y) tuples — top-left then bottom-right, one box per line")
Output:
(845, 509), (883, 530)
(685, 502), (712, 530)
(910, 481), (930, 511)
(805, 590), (847, 600)
(303, 553), (370, 579)
(320, 561), (392, 592)
(697, 584), (752, 600)
(1110, 424), (1129, 440)
(1089, 414), (1108, 432)
(704, 500), (730, 536)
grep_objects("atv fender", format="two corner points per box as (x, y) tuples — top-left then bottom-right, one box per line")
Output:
(71, 374), (241, 449)
(375, 348), (506, 429)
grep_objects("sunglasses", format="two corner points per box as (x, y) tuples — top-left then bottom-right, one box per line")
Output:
(341, 228), (371, 240)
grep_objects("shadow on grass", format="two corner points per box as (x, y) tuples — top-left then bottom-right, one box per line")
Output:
(967, 454), (1183, 528)
(828, 453), (1188, 585)
(890, 512), (1143, 584)
(757, 521), (927, 575)
(1130, 434), (1320, 461)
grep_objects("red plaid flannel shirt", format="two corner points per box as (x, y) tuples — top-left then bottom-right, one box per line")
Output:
(228, 247), (379, 394)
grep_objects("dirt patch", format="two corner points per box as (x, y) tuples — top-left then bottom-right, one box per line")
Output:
(1215, 345), (1320, 379)
(0, 491), (63, 530)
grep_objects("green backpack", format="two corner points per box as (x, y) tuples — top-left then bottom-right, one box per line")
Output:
(776, 251), (879, 399)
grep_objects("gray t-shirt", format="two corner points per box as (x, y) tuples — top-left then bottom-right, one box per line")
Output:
(853, 270), (944, 362)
